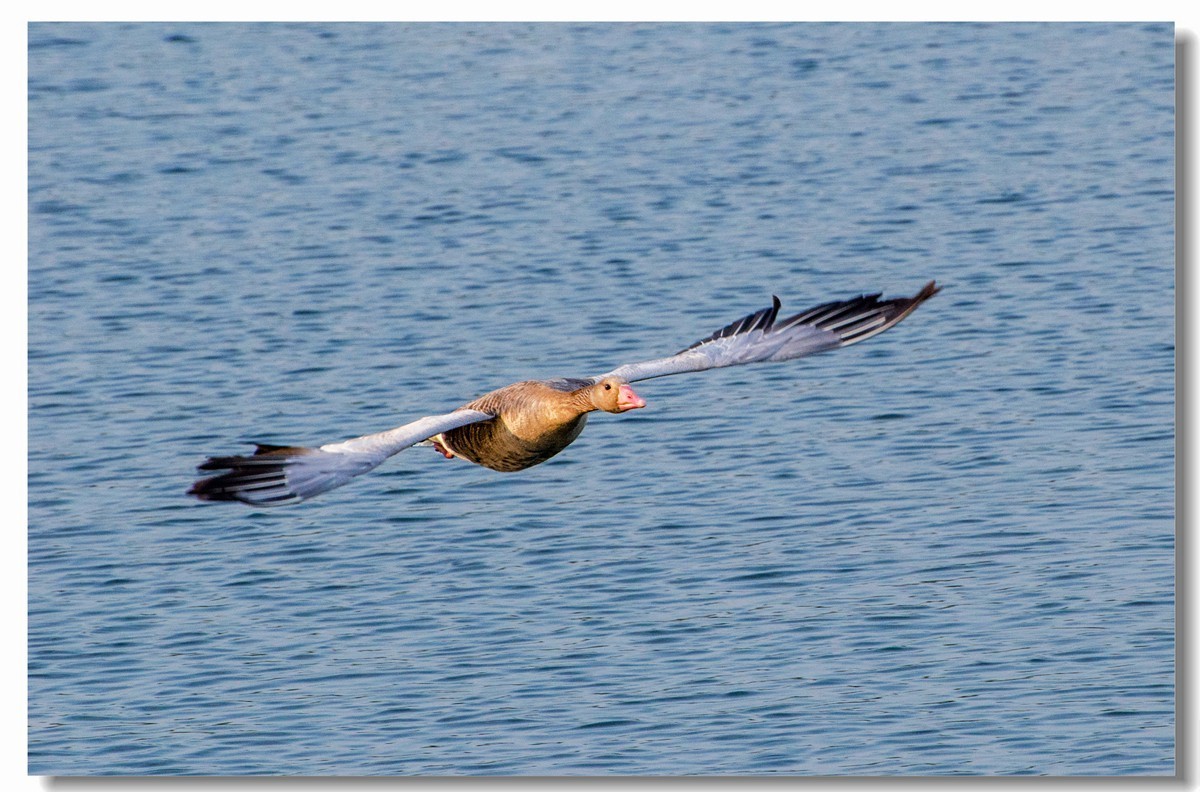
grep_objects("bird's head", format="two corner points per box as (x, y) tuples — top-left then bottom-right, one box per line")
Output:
(590, 376), (646, 414)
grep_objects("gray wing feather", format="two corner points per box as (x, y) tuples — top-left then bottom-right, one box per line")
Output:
(319, 409), (494, 458)
(594, 281), (939, 383)
(190, 409), (494, 506)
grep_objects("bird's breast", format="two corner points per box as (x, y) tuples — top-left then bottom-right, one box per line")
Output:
(442, 412), (588, 472)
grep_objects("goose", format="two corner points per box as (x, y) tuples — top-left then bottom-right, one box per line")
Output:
(190, 280), (939, 506)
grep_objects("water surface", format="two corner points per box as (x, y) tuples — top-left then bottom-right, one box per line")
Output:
(28, 22), (1174, 775)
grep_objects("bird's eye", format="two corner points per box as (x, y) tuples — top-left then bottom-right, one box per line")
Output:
(604, 383), (612, 390)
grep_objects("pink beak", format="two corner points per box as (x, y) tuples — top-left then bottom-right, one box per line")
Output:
(617, 383), (646, 411)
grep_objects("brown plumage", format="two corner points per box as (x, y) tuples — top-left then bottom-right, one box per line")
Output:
(435, 377), (644, 472)
(190, 281), (939, 506)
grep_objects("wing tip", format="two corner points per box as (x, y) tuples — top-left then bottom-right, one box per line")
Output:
(188, 470), (302, 506)
(187, 476), (240, 502)
(834, 279), (941, 345)
(915, 279), (941, 303)
(896, 279), (941, 320)
(190, 443), (316, 506)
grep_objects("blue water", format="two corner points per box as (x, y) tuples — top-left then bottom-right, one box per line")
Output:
(28, 22), (1174, 775)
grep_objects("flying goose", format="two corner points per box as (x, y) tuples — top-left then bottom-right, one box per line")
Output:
(190, 281), (939, 506)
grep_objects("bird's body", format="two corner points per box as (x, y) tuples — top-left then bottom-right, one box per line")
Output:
(434, 378), (628, 471)
(190, 281), (940, 506)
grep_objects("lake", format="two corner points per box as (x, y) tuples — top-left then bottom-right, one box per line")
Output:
(27, 22), (1174, 775)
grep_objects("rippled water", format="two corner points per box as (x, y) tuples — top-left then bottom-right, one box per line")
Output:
(28, 22), (1174, 775)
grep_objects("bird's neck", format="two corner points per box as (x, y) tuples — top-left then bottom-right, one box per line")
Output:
(566, 387), (598, 416)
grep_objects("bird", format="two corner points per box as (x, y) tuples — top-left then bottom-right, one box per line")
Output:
(190, 280), (940, 506)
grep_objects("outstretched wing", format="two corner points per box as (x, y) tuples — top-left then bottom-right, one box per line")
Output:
(189, 408), (494, 507)
(594, 281), (939, 383)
